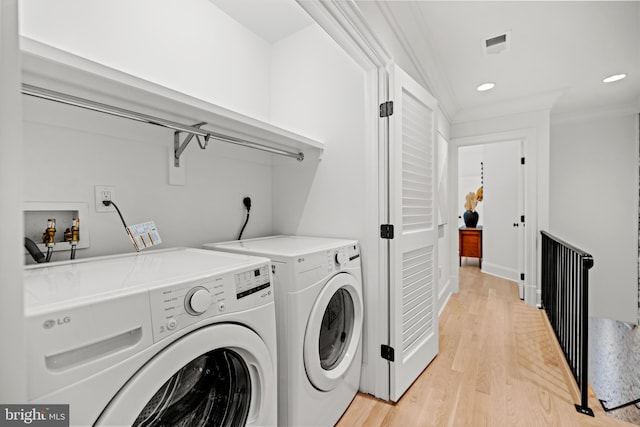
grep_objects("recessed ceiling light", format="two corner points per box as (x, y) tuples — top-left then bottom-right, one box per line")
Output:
(603, 73), (626, 83)
(477, 82), (495, 92)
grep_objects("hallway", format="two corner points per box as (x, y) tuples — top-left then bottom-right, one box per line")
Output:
(338, 264), (633, 426)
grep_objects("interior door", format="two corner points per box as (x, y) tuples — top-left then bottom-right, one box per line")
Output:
(388, 64), (439, 402)
(482, 141), (522, 283)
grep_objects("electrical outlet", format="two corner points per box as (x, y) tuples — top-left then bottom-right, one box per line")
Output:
(101, 190), (111, 202)
(95, 185), (116, 212)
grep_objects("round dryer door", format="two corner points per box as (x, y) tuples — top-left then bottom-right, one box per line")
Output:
(96, 324), (274, 427)
(303, 273), (363, 391)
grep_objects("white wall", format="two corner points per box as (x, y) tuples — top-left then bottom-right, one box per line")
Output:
(19, 0), (272, 121)
(268, 23), (373, 386)
(550, 113), (639, 323)
(0, 0), (27, 402)
(22, 96), (274, 261)
(18, 0), (283, 262)
(270, 25), (367, 240)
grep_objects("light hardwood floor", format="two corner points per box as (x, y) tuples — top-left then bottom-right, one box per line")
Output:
(337, 264), (634, 427)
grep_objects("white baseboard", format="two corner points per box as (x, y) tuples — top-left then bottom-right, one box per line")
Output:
(481, 261), (519, 282)
(534, 287), (542, 307)
(438, 278), (452, 317)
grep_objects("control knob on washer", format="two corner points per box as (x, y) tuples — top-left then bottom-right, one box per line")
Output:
(335, 250), (348, 267)
(186, 288), (211, 315)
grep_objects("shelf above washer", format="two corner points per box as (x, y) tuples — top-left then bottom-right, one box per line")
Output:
(20, 38), (324, 165)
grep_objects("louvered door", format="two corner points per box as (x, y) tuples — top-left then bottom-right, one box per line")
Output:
(388, 64), (439, 402)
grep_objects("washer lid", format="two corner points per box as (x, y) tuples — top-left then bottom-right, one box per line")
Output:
(205, 235), (357, 258)
(24, 248), (268, 314)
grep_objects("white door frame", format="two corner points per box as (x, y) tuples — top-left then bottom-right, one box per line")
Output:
(516, 139), (526, 299)
(450, 129), (538, 307)
(0, 0), (28, 402)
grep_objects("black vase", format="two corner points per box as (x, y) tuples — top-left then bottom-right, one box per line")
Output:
(463, 210), (479, 228)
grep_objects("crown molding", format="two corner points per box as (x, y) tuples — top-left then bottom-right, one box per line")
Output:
(373, 1), (458, 124)
(299, 1), (457, 124)
(453, 90), (563, 124)
(551, 100), (640, 125)
(296, 0), (391, 70)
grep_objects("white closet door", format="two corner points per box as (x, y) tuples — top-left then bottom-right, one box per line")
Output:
(388, 64), (439, 402)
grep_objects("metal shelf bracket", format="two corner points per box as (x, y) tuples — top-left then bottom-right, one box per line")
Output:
(174, 122), (208, 167)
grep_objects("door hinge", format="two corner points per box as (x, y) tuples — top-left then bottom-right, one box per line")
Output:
(379, 101), (394, 118)
(521, 215), (525, 223)
(520, 273), (525, 281)
(381, 344), (395, 362)
(521, 157), (525, 165)
(380, 224), (395, 239)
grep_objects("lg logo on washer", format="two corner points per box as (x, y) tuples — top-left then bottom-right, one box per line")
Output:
(42, 317), (71, 329)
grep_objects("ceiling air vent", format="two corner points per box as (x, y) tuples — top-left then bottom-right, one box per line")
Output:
(483, 31), (511, 55)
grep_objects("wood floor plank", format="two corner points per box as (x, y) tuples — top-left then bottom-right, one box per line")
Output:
(337, 265), (635, 427)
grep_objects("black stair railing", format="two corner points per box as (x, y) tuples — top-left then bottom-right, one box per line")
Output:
(540, 231), (594, 417)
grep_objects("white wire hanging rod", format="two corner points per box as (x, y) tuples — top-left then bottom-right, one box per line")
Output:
(21, 84), (304, 161)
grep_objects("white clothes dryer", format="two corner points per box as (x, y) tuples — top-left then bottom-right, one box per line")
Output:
(24, 248), (277, 426)
(204, 236), (363, 427)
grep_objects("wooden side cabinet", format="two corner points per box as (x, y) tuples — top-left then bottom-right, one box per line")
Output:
(459, 227), (482, 268)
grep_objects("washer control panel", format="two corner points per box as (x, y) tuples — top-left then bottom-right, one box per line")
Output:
(149, 262), (272, 343)
(235, 265), (270, 299)
(184, 286), (212, 315)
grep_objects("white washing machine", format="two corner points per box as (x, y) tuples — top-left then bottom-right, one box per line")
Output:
(204, 236), (363, 427)
(24, 247), (277, 426)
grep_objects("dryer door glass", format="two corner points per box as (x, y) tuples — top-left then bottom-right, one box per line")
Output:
(134, 349), (251, 427)
(319, 288), (355, 370)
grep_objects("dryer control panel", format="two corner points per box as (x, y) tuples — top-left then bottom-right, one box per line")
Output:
(290, 244), (361, 292)
(328, 244), (360, 271)
(327, 244), (360, 273)
(149, 263), (272, 343)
